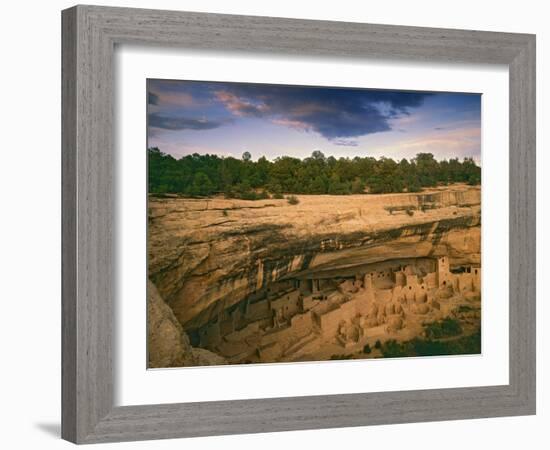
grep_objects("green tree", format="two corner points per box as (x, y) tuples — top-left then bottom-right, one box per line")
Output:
(147, 147), (481, 197)
(413, 153), (438, 187)
(328, 174), (350, 195)
(309, 176), (328, 194)
(186, 172), (214, 196)
(351, 178), (365, 194)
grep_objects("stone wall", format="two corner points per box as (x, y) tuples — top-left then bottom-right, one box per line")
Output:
(191, 254), (482, 362)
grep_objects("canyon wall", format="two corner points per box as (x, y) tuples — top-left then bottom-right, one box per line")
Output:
(147, 280), (226, 367)
(148, 185), (481, 331)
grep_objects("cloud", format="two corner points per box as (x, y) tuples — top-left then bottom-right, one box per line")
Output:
(270, 118), (311, 131)
(213, 84), (431, 141)
(148, 113), (225, 131)
(148, 90), (197, 107)
(332, 139), (359, 147)
(214, 91), (267, 117)
(148, 79), (203, 108)
(148, 92), (159, 105)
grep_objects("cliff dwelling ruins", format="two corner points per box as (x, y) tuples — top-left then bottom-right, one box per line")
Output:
(147, 185), (482, 367)
(189, 256), (481, 364)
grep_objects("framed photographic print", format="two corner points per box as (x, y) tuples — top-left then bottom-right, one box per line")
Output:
(146, 79), (483, 368)
(62, 5), (536, 444)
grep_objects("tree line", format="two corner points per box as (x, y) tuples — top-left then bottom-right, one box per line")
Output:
(148, 148), (481, 198)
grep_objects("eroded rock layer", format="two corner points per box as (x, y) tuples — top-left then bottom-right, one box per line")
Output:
(148, 185), (481, 339)
(147, 280), (227, 368)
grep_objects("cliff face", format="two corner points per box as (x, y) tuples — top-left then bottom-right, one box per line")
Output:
(148, 185), (480, 331)
(147, 280), (226, 367)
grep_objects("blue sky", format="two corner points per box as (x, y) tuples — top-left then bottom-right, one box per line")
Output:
(147, 79), (481, 164)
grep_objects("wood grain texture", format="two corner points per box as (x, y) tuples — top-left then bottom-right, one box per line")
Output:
(508, 36), (536, 408)
(61, 4), (536, 444)
(61, 6), (77, 443)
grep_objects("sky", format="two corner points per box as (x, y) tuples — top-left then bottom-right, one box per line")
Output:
(147, 79), (481, 164)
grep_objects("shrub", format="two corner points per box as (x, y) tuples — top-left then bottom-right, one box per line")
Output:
(330, 354), (354, 360)
(240, 190), (258, 201)
(224, 187), (235, 199)
(374, 340), (382, 349)
(408, 330), (481, 357)
(222, 209), (228, 217)
(423, 317), (463, 339)
(468, 174), (481, 185)
(381, 339), (408, 358)
(407, 183), (422, 193)
(287, 195), (300, 205)
(272, 192), (284, 199)
(363, 344), (372, 354)
(457, 305), (474, 313)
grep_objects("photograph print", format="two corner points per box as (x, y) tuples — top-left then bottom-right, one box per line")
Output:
(146, 79), (482, 368)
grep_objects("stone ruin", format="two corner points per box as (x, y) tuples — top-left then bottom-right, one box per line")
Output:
(190, 256), (481, 364)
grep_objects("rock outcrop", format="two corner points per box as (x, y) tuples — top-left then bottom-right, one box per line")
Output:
(147, 280), (226, 367)
(148, 185), (481, 332)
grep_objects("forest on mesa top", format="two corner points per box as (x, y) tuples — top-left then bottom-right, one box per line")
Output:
(148, 148), (481, 199)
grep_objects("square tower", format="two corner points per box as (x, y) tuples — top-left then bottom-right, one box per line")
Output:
(437, 256), (450, 287)
(363, 272), (373, 290)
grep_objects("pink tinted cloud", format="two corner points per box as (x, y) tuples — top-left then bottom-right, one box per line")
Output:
(215, 91), (268, 117)
(152, 90), (196, 107)
(271, 118), (311, 131)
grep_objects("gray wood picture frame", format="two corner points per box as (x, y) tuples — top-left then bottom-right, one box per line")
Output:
(61, 4), (536, 444)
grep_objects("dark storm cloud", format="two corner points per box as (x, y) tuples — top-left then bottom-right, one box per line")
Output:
(148, 91), (159, 105)
(148, 113), (224, 131)
(213, 84), (431, 140)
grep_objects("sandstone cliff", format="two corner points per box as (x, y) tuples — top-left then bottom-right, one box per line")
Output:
(147, 280), (226, 367)
(148, 185), (481, 331)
